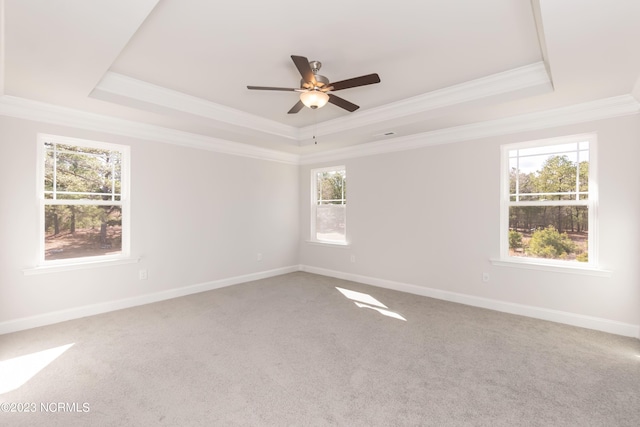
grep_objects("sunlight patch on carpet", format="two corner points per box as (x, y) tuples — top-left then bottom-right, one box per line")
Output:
(0, 343), (74, 395)
(354, 302), (407, 321)
(336, 287), (406, 321)
(336, 287), (388, 308)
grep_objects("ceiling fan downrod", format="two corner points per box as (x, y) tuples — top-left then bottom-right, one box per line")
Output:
(303, 60), (329, 89)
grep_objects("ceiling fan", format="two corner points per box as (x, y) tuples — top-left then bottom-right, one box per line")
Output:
(247, 55), (381, 114)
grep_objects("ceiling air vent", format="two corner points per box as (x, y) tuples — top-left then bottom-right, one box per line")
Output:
(373, 131), (396, 137)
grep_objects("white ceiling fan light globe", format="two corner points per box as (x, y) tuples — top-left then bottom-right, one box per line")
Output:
(300, 90), (329, 109)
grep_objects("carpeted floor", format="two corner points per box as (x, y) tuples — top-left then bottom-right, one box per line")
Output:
(1, 272), (639, 426)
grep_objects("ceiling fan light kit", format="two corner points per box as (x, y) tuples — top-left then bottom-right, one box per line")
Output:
(247, 55), (381, 114)
(300, 90), (329, 109)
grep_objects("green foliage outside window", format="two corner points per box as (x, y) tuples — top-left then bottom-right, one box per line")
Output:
(509, 230), (523, 250)
(317, 171), (346, 204)
(526, 226), (576, 259)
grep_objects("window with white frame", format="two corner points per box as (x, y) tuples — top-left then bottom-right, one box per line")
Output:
(38, 134), (130, 263)
(311, 166), (346, 244)
(501, 133), (597, 266)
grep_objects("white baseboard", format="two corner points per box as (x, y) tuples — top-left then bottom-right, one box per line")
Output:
(0, 265), (299, 335)
(300, 265), (640, 339)
(3, 264), (638, 339)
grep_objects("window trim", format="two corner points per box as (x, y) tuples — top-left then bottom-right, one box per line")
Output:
(499, 133), (600, 270)
(23, 257), (140, 276)
(36, 134), (131, 267)
(310, 165), (347, 245)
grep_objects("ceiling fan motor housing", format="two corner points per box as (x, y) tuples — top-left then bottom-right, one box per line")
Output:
(301, 60), (330, 89)
(301, 74), (329, 89)
(309, 60), (322, 72)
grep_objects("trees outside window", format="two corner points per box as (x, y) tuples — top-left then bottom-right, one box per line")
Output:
(311, 166), (346, 244)
(39, 134), (129, 263)
(501, 134), (596, 265)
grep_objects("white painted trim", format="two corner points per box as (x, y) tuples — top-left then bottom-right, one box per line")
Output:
(530, 0), (553, 88)
(490, 259), (611, 277)
(299, 95), (640, 164)
(304, 240), (350, 248)
(0, 265), (299, 335)
(298, 62), (552, 141)
(299, 265), (640, 338)
(92, 64), (550, 145)
(92, 72), (298, 141)
(498, 133), (602, 272)
(310, 165), (347, 245)
(0, 95), (299, 165)
(4, 265), (638, 339)
(23, 257), (140, 276)
(34, 133), (132, 266)
(1, 93), (638, 167)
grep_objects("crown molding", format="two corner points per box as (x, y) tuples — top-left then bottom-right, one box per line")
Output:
(91, 71), (299, 141)
(92, 63), (551, 145)
(530, 0), (553, 88)
(2, 92), (638, 168)
(298, 61), (552, 141)
(299, 95), (640, 164)
(0, 95), (299, 164)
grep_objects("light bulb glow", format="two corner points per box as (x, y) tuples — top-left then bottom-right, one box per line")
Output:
(300, 90), (329, 109)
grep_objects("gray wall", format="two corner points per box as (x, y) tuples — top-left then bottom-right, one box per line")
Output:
(0, 116), (299, 325)
(299, 115), (640, 329)
(2, 111), (639, 335)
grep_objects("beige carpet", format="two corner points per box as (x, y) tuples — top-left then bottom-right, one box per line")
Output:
(1, 272), (639, 426)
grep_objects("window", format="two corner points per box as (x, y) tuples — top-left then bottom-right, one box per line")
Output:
(500, 133), (597, 267)
(38, 134), (130, 264)
(311, 166), (346, 244)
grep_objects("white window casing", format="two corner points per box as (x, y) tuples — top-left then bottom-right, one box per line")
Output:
(497, 133), (604, 273)
(310, 166), (347, 245)
(36, 134), (131, 268)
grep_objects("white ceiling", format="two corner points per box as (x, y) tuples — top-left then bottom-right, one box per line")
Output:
(2, 0), (640, 155)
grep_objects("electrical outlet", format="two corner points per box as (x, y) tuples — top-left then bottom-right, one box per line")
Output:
(257, 253), (263, 262)
(139, 269), (148, 280)
(482, 272), (489, 282)
(350, 255), (356, 263)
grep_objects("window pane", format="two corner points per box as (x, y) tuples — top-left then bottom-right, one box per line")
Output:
(316, 170), (346, 204)
(316, 204), (345, 243)
(508, 205), (588, 262)
(44, 204), (122, 260)
(45, 150), (54, 192)
(46, 143), (122, 200)
(513, 153), (577, 183)
(509, 145), (587, 201)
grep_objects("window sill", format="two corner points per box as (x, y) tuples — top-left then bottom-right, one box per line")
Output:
(305, 240), (350, 248)
(23, 257), (140, 275)
(490, 258), (612, 277)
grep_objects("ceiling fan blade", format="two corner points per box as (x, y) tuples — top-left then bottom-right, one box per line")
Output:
(288, 100), (305, 114)
(328, 73), (380, 91)
(291, 55), (316, 85)
(247, 85), (299, 91)
(328, 94), (359, 112)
